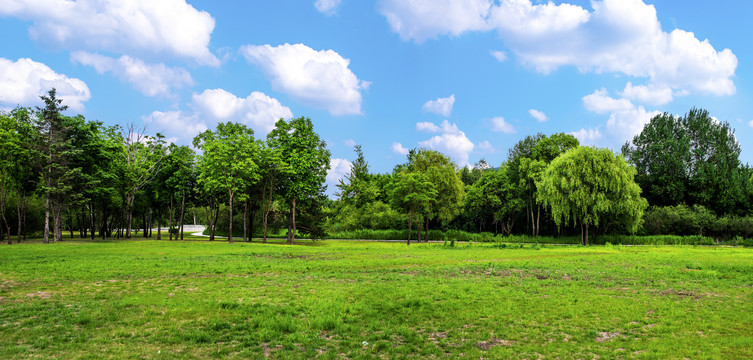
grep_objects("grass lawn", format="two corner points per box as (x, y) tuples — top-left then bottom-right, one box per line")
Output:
(1, 239), (752, 359)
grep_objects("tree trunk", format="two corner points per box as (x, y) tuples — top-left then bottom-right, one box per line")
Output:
(425, 216), (429, 242)
(288, 198), (296, 244)
(228, 192), (234, 244)
(243, 198), (248, 242)
(0, 180), (10, 245)
(44, 192), (50, 244)
(417, 213), (422, 242)
(407, 208), (413, 246)
(210, 201), (219, 241)
(90, 204), (96, 240)
(147, 209), (152, 238)
(169, 195), (174, 241)
(585, 221), (589, 246)
(157, 208), (162, 240)
(535, 204), (541, 237)
(179, 189), (186, 240)
(16, 191), (22, 243)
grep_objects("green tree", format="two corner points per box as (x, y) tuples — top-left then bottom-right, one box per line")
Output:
(194, 122), (261, 244)
(7, 108), (42, 242)
(0, 111), (20, 243)
(388, 171), (436, 245)
(537, 146), (647, 245)
(336, 145), (379, 207)
(257, 143), (291, 243)
(407, 149), (465, 238)
(120, 123), (165, 238)
(465, 166), (523, 235)
(623, 108), (742, 214)
(267, 117), (330, 244)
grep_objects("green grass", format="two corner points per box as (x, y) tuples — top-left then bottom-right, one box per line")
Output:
(1, 240), (752, 359)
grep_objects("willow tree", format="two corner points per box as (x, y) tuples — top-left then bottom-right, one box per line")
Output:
(194, 122), (261, 244)
(537, 146), (647, 245)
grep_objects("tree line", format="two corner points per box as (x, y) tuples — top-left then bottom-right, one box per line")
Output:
(1, 89), (752, 245)
(0, 89), (330, 244)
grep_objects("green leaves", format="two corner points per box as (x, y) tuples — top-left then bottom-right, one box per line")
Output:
(537, 146), (648, 240)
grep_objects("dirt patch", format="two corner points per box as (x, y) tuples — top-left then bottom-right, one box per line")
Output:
(428, 331), (447, 344)
(477, 337), (514, 350)
(26, 291), (53, 299)
(595, 332), (621, 342)
(261, 342), (284, 357)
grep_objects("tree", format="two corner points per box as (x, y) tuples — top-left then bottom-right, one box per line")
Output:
(623, 108), (742, 215)
(0, 111), (20, 243)
(537, 146), (647, 245)
(267, 117), (330, 244)
(194, 122), (261, 244)
(257, 143), (291, 243)
(388, 171), (436, 245)
(7, 108), (42, 242)
(513, 133), (579, 237)
(407, 149), (465, 238)
(465, 166), (523, 235)
(121, 123), (165, 238)
(336, 145), (379, 207)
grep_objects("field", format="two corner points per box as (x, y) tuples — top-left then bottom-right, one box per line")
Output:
(1, 239), (752, 359)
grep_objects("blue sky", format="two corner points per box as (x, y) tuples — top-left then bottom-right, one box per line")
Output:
(2, 0), (752, 194)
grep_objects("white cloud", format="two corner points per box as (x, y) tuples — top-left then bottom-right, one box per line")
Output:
(142, 110), (208, 145)
(379, 0), (494, 43)
(240, 43), (368, 116)
(569, 128), (602, 144)
(191, 89), (293, 135)
(1, 0), (219, 66)
(748, 119), (753, 129)
(344, 139), (356, 147)
(582, 88), (661, 143)
(422, 94), (455, 117)
(528, 109), (548, 122)
(582, 88), (634, 114)
(416, 119), (458, 134)
(142, 89), (291, 144)
(315, 0), (342, 15)
(380, 0), (737, 97)
(620, 82), (673, 106)
(415, 120), (475, 166)
(490, 50), (508, 62)
(392, 142), (409, 156)
(0, 57), (90, 111)
(477, 140), (495, 152)
(71, 52), (194, 98)
(327, 158), (352, 184)
(489, 116), (516, 134)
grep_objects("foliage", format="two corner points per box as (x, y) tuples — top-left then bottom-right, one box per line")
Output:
(537, 146), (648, 245)
(623, 108), (744, 215)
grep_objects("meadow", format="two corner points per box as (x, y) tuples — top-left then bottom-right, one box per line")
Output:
(1, 239), (752, 359)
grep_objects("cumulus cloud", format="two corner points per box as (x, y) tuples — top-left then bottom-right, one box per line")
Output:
(490, 50), (508, 62)
(569, 128), (602, 144)
(379, 0), (494, 43)
(477, 140), (495, 152)
(1, 0), (219, 66)
(392, 142), (410, 156)
(71, 52), (194, 98)
(380, 0), (737, 98)
(240, 43), (369, 116)
(315, 0), (343, 15)
(326, 158), (352, 185)
(142, 89), (291, 144)
(582, 88), (661, 143)
(422, 94), (455, 117)
(191, 89), (293, 135)
(416, 119), (459, 133)
(0, 57), (90, 111)
(489, 116), (516, 133)
(749, 119), (753, 129)
(416, 120), (475, 166)
(344, 139), (356, 147)
(620, 82), (673, 106)
(142, 110), (208, 145)
(582, 88), (634, 114)
(528, 109), (548, 122)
